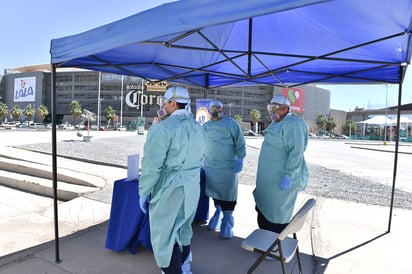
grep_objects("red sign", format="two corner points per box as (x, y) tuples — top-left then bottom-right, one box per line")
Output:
(281, 87), (305, 113)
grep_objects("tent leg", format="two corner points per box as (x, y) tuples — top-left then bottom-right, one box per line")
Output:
(387, 66), (404, 233)
(51, 64), (61, 263)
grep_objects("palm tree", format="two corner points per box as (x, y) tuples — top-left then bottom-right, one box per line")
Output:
(0, 102), (8, 124)
(11, 105), (22, 122)
(234, 114), (243, 124)
(70, 100), (82, 125)
(315, 114), (326, 135)
(105, 106), (116, 130)
(37, 105), (49, 124)
(249, 109), (261, 133)
(325, 116), (337, 135)
(343, 120), (356, 136)
(24, 104), (35, 123)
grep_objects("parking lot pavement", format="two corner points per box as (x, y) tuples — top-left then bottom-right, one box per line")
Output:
(1, 131), (411, 273)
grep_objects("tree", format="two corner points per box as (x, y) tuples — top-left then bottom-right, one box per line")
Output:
(325, 116), (337, 134)
(315, 114), (326, 135)
(249, 109), (261, 133)
(316, 114), (336, 135)
(234, 114), (243, 124)
(37, 105), (49, 124)
(70, 100), (82, 124)
(105, 106), (116, 130)
(24, 104), (35, 123)
(0, 102), (8, 123)
(342, 120), (356, 136)
(11, 105), (22, 122)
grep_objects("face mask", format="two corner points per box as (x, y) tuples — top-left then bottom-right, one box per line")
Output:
(211, 110), (223, 119)
(157, 108), (169, 120)
(270, 112), (280, 122)
(210, 106), (223, 119)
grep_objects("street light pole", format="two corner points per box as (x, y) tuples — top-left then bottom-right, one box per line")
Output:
(140, 78), (144, 117)
(120, 75), (124, 128)
(228, 103), (233, 117)
(97, 72), (101, 130)
(384, 84), (388, 142)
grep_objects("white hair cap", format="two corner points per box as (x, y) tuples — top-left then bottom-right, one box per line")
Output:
(270, 95), (291, 106)
(209, 100), (223, 108)
(163, 87), (190, 104)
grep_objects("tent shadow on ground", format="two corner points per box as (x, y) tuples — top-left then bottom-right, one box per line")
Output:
(0, 221), (318, 274)
(312, 232), (390, 274)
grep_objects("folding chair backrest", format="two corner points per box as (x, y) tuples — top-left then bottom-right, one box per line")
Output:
(278, 198), (316, 240)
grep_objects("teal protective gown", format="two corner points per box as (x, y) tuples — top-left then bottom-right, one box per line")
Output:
(139, 110), (207, 268)
(203, 116), (246, 201)
(253, 113), (309, 224)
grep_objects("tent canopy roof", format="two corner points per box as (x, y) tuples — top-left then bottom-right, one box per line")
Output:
(50, 0), (412, 88)
(392, 116), (412, 124)
(357, 115), (393, 125)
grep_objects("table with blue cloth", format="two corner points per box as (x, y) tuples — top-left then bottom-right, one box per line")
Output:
(105, 169), (209, 254)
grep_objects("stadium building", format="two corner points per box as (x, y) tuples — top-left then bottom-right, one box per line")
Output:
(0, 65), (330, 132)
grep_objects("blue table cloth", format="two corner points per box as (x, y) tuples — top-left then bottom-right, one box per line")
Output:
(105, 179), (152, 254)
(105, 170), (209, 254)
(194, 168), (209, 222)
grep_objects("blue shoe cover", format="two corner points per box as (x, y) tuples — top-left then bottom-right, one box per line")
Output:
(181, 251), (192, 274)
(208, 205), (222, 231)
(220, 211), (234, 239)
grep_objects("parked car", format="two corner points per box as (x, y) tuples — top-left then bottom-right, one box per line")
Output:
(29, 123), (44, 128)
(243, 129), (258, 136)
(309, 132), (317, 138)
(335, 134), (349, 139)
(0, 122), (16, 130)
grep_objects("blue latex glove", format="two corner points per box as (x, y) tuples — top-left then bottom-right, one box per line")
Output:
(279, 175), (292, 191)
(139, 195), (150, 214)
(233, 158), (244, 173)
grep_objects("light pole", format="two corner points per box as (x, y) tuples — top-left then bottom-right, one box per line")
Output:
(384, 84), (388, 141)
(120, 75), (124, 128)
(97, 72), (101, 130)
(99, 98), (104, 130)
(228, 102), (233, 117)
(140, 78), (144, 117)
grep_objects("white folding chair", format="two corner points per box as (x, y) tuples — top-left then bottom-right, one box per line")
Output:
(241, 198), (316, 274)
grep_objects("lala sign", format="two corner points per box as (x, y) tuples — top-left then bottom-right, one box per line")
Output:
(125, 86), (163, 109)
(14, 77), (36, 102)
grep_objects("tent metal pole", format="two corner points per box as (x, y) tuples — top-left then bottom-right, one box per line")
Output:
(387, 66), (404, 232)
(51, 64), (61, 262)
(247, 18), (252, 76)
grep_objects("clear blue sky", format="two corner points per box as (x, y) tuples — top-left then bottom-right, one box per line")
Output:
(1, 0), (412, 112)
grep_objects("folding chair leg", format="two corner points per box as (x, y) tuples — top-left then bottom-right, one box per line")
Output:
(280, 261), (287, 274)
(247, 238), (281, 273)
(279, 244), (287, 274)
(247, 252), (266, 274)
(295, 246), (303, 274)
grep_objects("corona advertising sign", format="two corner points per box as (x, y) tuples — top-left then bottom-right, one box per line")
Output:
(125, 85), (161, 109)
(281, 87), (305, 113)
(144, 81), (169, 92)
(125, 81), (170, 109)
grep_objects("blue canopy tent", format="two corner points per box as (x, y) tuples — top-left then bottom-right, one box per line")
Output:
(50, 0), (412, 262)
(51, 0), (412, 87)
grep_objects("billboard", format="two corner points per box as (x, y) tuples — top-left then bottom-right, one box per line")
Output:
(196, 99), (212, 126)
(281, 87), (305, 113)
(14, 77), (36, 102)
